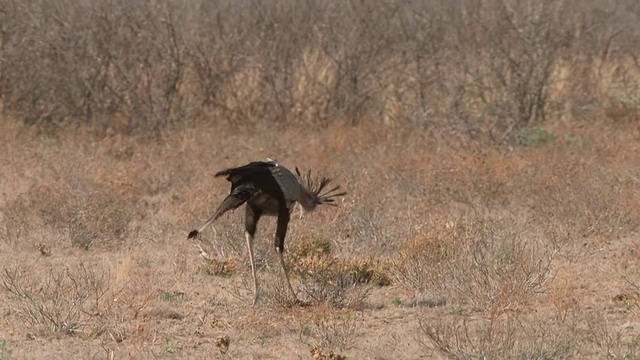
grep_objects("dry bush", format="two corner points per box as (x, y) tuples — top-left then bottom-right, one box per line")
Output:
(2, 185), (67, 244)
(1, 0), (638, 141)
(586, 310), (640, 359)
(2, 184), (141, 249)
(393, 217), (556, 315)
(1, 258), (161, 342)
(66, 190), (141, 250)
(525, 154), (640, 242)
(412, 143), (640, 247)
(0, 0), (192, 134)
(390, 222), (462, 297)
(420, 312), (577, 360)
(287, 237), (388, 308)
(300, 310), (359, 356)
(448, 218), (555, 314)
(2, 264), (110, 335)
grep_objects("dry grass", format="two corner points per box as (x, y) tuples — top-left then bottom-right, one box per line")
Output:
(0, 116), (638, 358)
(1, 2), (640, 358)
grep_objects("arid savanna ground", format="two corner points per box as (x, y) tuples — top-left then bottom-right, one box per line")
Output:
(1, 1), (640, 359)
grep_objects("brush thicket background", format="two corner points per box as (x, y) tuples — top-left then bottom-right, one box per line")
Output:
(1, 1), (640, 358)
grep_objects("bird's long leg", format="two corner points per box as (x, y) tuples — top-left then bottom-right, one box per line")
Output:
(245, 204), (262, 306)
(188, 185), (256, 239)
(277, 247), (296, 301)
(276, 207), (297, 302)
(245, 231), (259, 306)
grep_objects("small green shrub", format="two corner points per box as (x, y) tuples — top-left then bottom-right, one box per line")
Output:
(0, 340), (13, 360)
(521, 126), (557, 147)
(198, 258), (236, 277)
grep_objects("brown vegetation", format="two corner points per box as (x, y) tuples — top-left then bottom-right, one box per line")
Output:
(1, 0), (640, 358)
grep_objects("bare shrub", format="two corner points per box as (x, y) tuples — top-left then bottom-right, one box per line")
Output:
(66, 190), (140, 250)
(287, 238), (386, 308)
(2, 185), (65, 243)
(300, 310), (359, 356)
(2, 0), (638, 139)
(2, 264), (110, 335)
(390, 224), (461, 297)
(532, 166), (640, 241)
(586, 310), (640, 359)
(420, 312), (577, 360)
(0, 0), (190, 134)
(393, 217), (555, 315)
(2, 184), (140, 249)
(448, 219), (555, 314)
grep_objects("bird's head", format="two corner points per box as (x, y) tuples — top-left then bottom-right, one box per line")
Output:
(295, 167), (347, 212)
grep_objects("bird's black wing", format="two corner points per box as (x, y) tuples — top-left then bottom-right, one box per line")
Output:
(215, 161), (274, 181)
(215, 161), (283, 196)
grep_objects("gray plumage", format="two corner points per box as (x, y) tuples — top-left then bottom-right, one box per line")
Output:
(187, 159), (346, 305)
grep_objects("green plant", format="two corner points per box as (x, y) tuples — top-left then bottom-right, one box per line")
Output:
(521, 126), (557, 147)
(0, 340), (13, 360)
(159, 291), (184, 303)
(197, 258), (236, 277)
(565, 133), (588, 150)
(163, 337), (177, 354)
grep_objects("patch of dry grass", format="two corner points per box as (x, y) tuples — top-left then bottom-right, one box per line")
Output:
(1, 4), (637, 358)
(1, 95), (640, 358)
(420, 310), (578, 359)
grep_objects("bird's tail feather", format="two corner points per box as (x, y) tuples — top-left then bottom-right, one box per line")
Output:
(295, 167), (347, 206)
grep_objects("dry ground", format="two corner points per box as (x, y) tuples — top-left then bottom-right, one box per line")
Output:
(1, 119), (640, 359)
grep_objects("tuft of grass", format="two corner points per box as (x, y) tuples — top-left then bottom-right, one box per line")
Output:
(521, 126), (557, 147)
(338, 258), (391, 287)
(288, 247), (388, 307)
(159, 291), (185, 303)
(310, 347), (347, 360)
(292, 237), (334, 258)
(163, 337), (177, 354)
(301, 310), (359, 356)
(197, 258), (236, 277)
(0, 340), (13, 360)
(565, 133), (588, 151)
(214, 335), (230, 355)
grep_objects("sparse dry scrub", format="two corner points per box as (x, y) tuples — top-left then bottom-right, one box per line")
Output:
(287, 236), (388, 308)
(1, 0), (640, 358)
(420, 311), (578, 359)
(2, 264), (110, 335)
(1, 0), (639, 142)
(586, 309), (640, 359)
(3, 184), (140, 249)
(300, 310), (359, 357)
(393, 217), (555, 314)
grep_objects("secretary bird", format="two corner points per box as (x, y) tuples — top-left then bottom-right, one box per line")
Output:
(187, 159), (346, 305)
